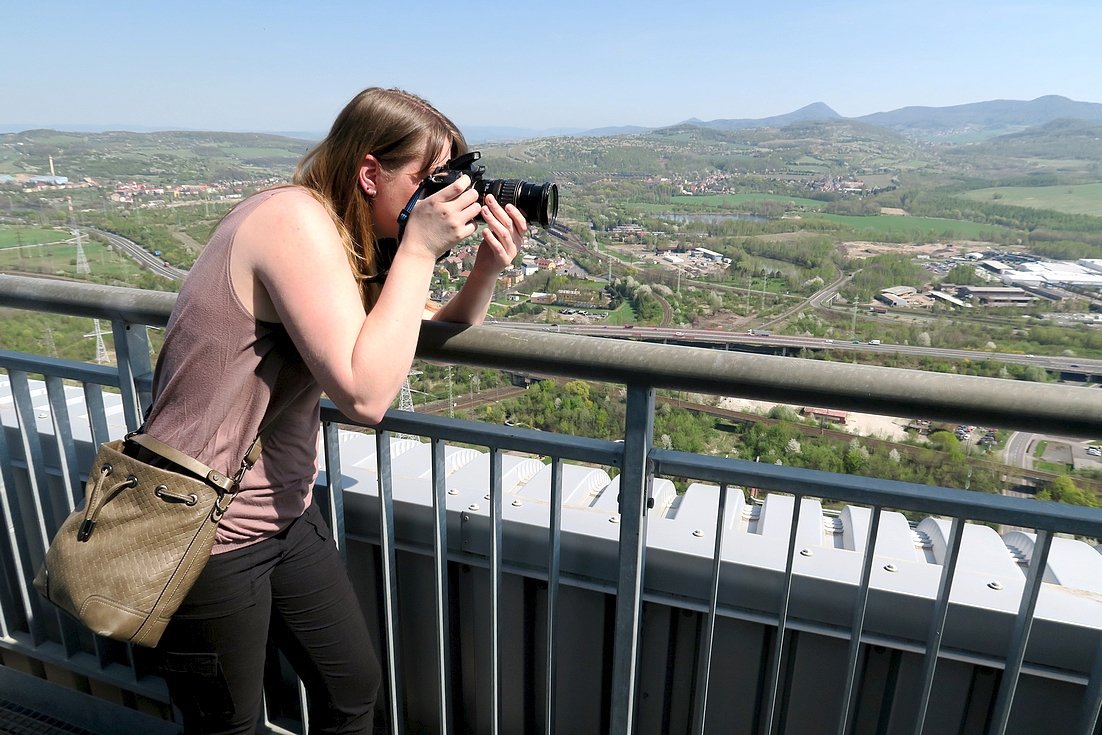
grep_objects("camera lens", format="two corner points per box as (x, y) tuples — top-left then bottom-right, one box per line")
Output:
(479, 179), (559, 228)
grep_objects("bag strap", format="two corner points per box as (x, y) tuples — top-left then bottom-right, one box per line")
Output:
(130, 381), (313, 493)
(128, 433), (238, 493)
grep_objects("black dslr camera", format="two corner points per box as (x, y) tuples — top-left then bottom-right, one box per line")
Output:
(397, 151), (558, 239)
(371, 152), (558, 283)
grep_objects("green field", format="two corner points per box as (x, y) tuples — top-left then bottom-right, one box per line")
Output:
(961, 182), (1102, 217)
(0, 233), (154, 282)
(811, 213), (1002, 239)
(0, 227), (70, 248)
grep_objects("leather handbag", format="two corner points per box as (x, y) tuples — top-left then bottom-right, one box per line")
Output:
(33, 431), (263, 648)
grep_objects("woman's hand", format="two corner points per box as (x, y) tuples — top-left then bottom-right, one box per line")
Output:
(400, 175), (481, 261)
(472, 194), (527, 275)
(430, 193), (527, 327)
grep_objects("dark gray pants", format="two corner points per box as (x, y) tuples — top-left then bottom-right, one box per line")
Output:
(157, 501), (381, 734)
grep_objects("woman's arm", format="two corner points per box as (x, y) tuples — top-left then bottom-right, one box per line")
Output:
(433, 194), (526, 325)
(235, 182), (480, 425)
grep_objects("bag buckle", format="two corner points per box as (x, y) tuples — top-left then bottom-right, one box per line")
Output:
(211, 489), (237, 521)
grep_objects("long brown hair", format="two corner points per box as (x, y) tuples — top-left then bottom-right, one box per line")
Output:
(294, 87), (467, 307)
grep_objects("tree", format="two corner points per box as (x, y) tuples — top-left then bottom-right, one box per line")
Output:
(928, 431), (965, 462)
(1036, 475), (1097, 507)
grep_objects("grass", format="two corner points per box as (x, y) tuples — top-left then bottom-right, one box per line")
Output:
(0, 236), (153, 281)
(635, 195), (1005, 239)
(1034, 440), (1048, 457)
(810, 213), (1002, 239)
(960, 182), (1102, 217)
(603, 302), (637, 326)
(0, 226), (70, 248)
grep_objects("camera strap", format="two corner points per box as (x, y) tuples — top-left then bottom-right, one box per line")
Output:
(363, 185), (430, 285)
(395, 183), (429, 245)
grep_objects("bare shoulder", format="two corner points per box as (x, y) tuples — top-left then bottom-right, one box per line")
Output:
(243, 186), (336, 236)
(234, 187), (346, 270)
(229, 187), (352, 321)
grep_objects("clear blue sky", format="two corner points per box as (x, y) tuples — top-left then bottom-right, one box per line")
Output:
(4, 0), (1100, 135)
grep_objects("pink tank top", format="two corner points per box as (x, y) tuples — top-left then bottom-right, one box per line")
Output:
(144, 188), (321, 553)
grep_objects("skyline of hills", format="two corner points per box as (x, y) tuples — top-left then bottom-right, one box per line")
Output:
(4, 95), (1102, 145)
(474, 95), (1102, 143)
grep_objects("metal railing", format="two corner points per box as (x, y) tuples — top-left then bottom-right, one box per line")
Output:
(2, 273), (1102, 735)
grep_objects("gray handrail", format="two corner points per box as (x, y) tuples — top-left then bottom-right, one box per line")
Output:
(3, 273), (1101, 436)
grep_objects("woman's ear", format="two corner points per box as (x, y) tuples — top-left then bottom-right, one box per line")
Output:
(359, 154), (380, 197)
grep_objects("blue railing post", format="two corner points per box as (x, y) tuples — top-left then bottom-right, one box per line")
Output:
(320, 421), (347, 556)
(609, 384), (654, 734)
(110, 319), (152, 429)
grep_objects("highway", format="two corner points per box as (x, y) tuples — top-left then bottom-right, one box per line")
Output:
(89, 228), (185, 282)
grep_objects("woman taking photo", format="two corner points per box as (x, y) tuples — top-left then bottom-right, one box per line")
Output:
(143, 87), (527, 734)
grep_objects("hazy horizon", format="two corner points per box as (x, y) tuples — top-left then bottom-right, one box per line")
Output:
(5, 1), (1102, 134)
(4, 93), (1102, 140)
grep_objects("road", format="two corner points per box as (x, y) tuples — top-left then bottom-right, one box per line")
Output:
(89, 228), (184, 282)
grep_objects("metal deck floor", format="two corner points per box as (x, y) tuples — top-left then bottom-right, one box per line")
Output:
(0, 667), (179, 735)
(0, 698), (97, 735)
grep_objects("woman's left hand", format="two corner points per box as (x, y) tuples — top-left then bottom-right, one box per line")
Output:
(473, 194), (527, 275)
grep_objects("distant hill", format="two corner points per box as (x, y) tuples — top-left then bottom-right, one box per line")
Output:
(5, 98), (1102, 187)
(682, 102), (843, 131)
(7, 95), (1102, 145)
(0, 129), (310, 182)
(968, 119), (1102, 161)
(857, 95), (1102, 139)
(462, 125), (588, 143)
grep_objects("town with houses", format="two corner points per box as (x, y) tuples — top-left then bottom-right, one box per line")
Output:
(5, 152), (1102, 324)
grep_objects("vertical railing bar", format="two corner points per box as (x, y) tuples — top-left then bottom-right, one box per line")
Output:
(762, 492), (804, 735)
(115, 326), (149, 688)
(912, 516), (965, 735)
(298, 681), (310, 734)
(691, 482), (730, 735)
(109, 320), (147, 430)
(1075, 638), (1102, 735)
(45, 377), (86, 659)
(988, 529), (1054, 735)
(544, 457), (563, 735)
(7, 370), (51, 645)
(489, 446), (503, 735)
(125, 321), (155, 411)
(44, 376), (79, 519)
(430, 437), (452, 734)
(82, 383), (114, 670)
(10, 369), (53, 548)
(609, 384), (654, 735)
(84, 383), (110, 448)
(321, 421), (347, 557)
(837, 505), (883, 735)
(0, 371), (31, 641)
(375, 431), (407, 735)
